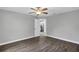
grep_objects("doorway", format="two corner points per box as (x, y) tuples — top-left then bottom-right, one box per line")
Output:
(34, 19), (46, 36)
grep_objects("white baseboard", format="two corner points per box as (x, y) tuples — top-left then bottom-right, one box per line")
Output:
(0, 36), (39, 46)
(0, 35), (79, 46)
(47, 35), (79, 44)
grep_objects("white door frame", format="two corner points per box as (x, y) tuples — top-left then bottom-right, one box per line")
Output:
(34, 19), (47, 36)
(34, 19), (40, 36)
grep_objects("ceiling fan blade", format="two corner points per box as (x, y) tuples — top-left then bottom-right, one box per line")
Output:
(30, 8), (36, 11)
(36, 7), (41, 9)
(43, 12), (48, 14)
(42, 8), (48, 11)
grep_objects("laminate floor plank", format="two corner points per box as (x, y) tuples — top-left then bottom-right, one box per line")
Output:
(0, 36), (79, 52)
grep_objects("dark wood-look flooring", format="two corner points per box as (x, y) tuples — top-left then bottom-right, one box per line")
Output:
(0, 36), (79, 52)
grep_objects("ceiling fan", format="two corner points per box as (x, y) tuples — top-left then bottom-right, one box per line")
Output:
(29, 7), (48, 16)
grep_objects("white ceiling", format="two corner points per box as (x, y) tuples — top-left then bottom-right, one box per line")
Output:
(0, 7), (79, 17)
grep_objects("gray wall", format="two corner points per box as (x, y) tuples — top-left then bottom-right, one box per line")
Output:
(47, 10), (79, 43)
(0, 9), (34, 44)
